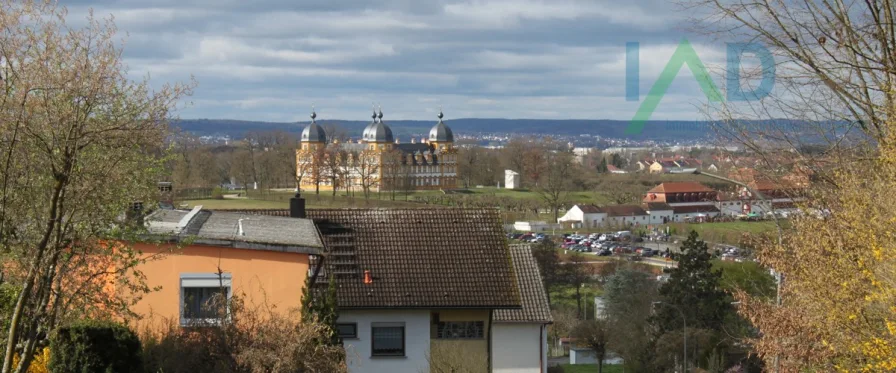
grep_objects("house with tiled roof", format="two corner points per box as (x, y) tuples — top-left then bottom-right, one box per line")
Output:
(557, 204), (604, 228)
(217, 202), (552, 373)
(492, 245), (553, 373)
(558, 204), (653, 228)
(133, 206), (324, 332)
(643, 182), (721, 221)
(598, 205), (650, 226)
(722, 168), (809, 216)
(304, 208), (522, 373)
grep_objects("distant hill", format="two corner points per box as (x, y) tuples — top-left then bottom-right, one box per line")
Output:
(173, 118), (832, 142)
(175, 118), (720, 140)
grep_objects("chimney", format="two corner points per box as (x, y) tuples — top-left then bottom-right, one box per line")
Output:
(364, 270), (373, 284)
(290, 191), (306, 218)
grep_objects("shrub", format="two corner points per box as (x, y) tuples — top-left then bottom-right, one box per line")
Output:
(49, 320), (141, 373)
(141, 294), (346, 373)
(211, 186), (224, 199)
(12, 347), (50, 373)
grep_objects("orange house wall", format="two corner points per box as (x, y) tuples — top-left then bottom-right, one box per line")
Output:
(130, 243), (309, 331)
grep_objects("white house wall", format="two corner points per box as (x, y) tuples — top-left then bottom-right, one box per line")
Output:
(647, 211), (673, 225)
(582, 213), (607, 228)
(339, 309), (431, 373)
(492, 323), (547, 373)
(667, 201), (718, 207)
(606, 215), (650, 227)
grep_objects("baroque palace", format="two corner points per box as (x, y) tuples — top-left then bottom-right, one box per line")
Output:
(296, 108), (458, 191)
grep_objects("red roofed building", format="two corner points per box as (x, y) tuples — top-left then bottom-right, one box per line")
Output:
(643, 182), (718, 204)
(643, 182), (721, 221)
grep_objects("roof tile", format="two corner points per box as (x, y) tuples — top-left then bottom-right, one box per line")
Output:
(494, 245), (552, 323)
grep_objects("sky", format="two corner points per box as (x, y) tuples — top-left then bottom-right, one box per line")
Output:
(59, 0), (752, 122)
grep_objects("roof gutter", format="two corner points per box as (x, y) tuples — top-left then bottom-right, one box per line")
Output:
(135, 233), (324, 255)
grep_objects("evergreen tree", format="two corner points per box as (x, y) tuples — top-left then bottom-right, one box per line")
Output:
(610, 153), (625, 168)
(597, 157), (609, 173)
(654, 231), (731, 333)
(300, 273), (339, 345)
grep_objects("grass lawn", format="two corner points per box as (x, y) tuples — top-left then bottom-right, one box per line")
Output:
(181, 189), (427, 210)
(558, 364), (624, 373)
(180, 198), (289, 210)
(415, 186), (613, 205)
(549, 283), (603, 312)
(670, 220), (787, 245)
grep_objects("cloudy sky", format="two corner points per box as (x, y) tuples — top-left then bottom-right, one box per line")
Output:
(60, 0), (739, 122)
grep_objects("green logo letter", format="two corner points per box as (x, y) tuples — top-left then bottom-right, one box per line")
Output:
(626, 39), (722, 135)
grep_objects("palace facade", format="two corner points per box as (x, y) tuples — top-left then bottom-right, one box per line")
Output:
(296, 109), (458, 191)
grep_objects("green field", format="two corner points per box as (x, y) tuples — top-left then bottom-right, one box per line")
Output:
(556, 364), (624, 373)
(549, 283), (603, 312)
(422, 186), (614, 204)
(670, 220), (786, 245)
(181, 189), (431, 210)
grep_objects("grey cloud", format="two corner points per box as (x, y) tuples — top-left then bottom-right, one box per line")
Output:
(60, 0), (732, 121)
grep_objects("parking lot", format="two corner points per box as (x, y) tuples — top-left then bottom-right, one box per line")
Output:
(508, 231), (683, 259)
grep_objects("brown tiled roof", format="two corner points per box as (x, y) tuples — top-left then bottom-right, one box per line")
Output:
(306, 208), (521, 309)
(494, 245), (552, 324)
(578, 204), (602, 213)
(598, 205), (647, 216)
(672, 205), (720, 214)
(642, 202), (673, 211)
(646, 182), (715, 194)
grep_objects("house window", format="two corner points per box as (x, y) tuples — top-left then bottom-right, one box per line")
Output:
(372, 323), (405, 356)
(180, 273), (231, 326)
(436, 321), (485, 339)
(336, 323), (357, 339)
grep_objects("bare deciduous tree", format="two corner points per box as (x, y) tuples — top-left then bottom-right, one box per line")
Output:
(350, 150), (380, 200)
(0, 2), (195, 372)
(536, 151), (576, 221)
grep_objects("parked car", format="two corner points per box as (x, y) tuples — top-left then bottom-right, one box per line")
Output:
(597, 249), (612, 256)
(641, 248), (655, 257)
(519, 234), (534, 241)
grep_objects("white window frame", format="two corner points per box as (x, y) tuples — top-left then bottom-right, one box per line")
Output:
(180, 273), (232, 327)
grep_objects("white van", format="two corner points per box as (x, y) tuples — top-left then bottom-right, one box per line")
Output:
(616, 231), (632, 237)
